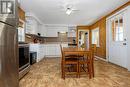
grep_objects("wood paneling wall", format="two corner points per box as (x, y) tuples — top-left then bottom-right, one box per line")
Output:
(77, 1), (130, 59)
(90, 18), (106, 58)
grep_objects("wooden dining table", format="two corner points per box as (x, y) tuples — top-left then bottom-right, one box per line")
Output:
(62, 47), (94, 78)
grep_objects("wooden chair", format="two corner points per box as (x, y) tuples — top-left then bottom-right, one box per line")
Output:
(78, 52), (92, 79)
(60, 45), (79, 79)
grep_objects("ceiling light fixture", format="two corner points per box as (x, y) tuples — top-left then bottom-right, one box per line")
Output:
(66, 8), (72, 15)
(59, 31), (67, 34)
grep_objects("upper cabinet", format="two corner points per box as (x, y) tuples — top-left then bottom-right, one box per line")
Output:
(44, 25), (76, 37)
(26, 17), (38, 34)
(68, 26), (76, 37)
(37, 24), (47, 37)
(45, 25), (68, 37)
(25, 13), (42, 35)
(18, 7), (25, 42)
(18, 7), (25, 21)
(46, 28), (58, 37)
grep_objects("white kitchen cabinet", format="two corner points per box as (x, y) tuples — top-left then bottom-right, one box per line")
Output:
(55, 45), (61, 56)
(45, 25), (68, 37)
(68, 32), (76, 37)
(30, 43), (68, 62)
(57, 26), (68, 33)
(18, 27), (25, 42)
(26, 17), (39, 35)
(29, 44), (45, 62)
(44, 44), (68, 57)
(37, 24), (47, 37)
(44, 44), (60, 57)
(46, 29), (58, 37)
(68, 26), (76, 37)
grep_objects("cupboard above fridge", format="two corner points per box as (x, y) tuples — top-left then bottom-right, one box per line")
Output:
(18, 7), (25, 42)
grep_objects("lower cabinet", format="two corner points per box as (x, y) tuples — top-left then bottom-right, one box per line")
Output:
(44, 44), (61, 57)
(29, 43), (68, 62)
(29, 44), (45, 62)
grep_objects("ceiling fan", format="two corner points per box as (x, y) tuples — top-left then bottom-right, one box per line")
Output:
(61, 4), (79, 15)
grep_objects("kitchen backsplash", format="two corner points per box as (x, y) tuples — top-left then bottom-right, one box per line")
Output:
(25, 35), (76, 43)
(45, 37), (76, 43)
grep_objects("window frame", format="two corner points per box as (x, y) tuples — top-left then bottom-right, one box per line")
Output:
(92, 27), (100, 47)
(112, 16), (124, 42)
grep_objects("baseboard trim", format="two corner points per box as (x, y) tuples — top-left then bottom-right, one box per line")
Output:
(95, 56), (108, 62)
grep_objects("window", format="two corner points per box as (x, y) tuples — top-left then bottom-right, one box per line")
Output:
(92, 27), (99, 47)
(112, 17), (123, 42)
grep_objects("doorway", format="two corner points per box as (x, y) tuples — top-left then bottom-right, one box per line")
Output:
(77, 30), (89, 49)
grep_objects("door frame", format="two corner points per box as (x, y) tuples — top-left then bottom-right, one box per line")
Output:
(106, 6), (130, 70)
(77, 29), (90, 48)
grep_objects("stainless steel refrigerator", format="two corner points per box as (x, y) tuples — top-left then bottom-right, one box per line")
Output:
(0, 0), (19, 87)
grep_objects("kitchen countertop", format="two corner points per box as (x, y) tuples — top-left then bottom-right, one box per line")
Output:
(43, 42), (69, 44)
(29, 42), (75, 45)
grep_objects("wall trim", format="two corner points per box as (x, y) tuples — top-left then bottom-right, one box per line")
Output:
(95, 56), (108, 62)
(106, 6), (129, 20)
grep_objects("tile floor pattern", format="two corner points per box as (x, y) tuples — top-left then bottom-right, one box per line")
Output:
(19, 58), (130, 87)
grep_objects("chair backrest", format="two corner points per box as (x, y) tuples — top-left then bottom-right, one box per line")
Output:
(83, 51), (92, 62)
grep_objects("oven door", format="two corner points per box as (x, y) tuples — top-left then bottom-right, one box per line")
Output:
(19, 45), (30, 71)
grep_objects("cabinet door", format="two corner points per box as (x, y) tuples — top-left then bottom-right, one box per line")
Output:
(38, 45), (44, 59)
(26, 18), (38, 35)
(68, 32), (76, 37)
(46, 29), (58, 37)
(45, 45), (56, 56)
(45, 45), (50, 55)
(55, 45), (61, 56)
(18, 27), (25, 42)
(38, 25), (47, 37)
(51, 46), (56, 55)
(47, 45), (55, 55)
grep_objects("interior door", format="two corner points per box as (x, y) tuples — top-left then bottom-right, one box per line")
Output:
(108, 12), (127, 68)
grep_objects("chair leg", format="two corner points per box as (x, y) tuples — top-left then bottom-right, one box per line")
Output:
(78, 63), (80, 78)
(92, 63), (94, 77)
(87, 63), (89, 72)
(61, 62), (63, 78)
(61, 63), (63, 78)
(62, 63), (65, 79)
(76, 63), (79, 78)
(88, 63), (91, 79)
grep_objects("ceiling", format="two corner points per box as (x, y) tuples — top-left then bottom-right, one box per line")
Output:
(20, 0), (129, 25)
